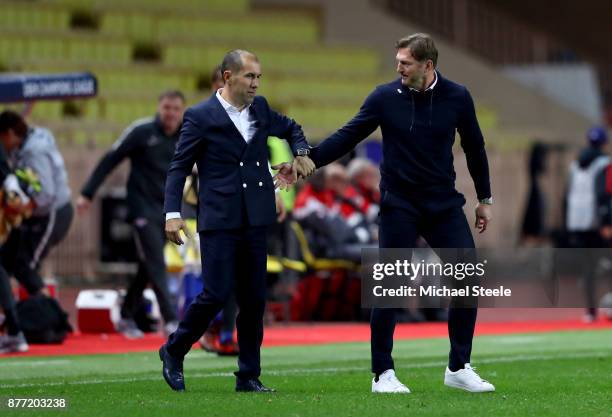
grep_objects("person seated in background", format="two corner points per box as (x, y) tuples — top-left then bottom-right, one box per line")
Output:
(347, 157), (381, 225)
(293, 164), (375, 262)
(325, 163), (376, 245)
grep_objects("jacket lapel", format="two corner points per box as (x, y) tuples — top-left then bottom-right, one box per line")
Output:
(247, 100), (267, 145)
(208, 94), (247, 153)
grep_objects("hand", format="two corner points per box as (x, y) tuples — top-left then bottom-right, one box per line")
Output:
(165, 218), (192, 245)
(275, 193), (286, 223)
(292, 155), (316, 178)
(601, 225), (612, 240)
(474, 203), (492, 234)
(271, 162), (297, 190)
(76, 195), (92, 215)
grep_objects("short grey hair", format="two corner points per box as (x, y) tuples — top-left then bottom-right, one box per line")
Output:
(158, 89), (185, 102)
(347, 158), (375, 179)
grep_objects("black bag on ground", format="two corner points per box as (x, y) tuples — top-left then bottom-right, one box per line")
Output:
(16, 294), (73, 344)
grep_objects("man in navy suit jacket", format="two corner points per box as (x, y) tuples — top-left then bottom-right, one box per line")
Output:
(159, 49), (314, 392)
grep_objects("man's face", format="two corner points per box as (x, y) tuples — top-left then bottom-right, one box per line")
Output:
(396, 47), (429, 90)
(225, 57), (261, 106)
(158, 97), (185, 135)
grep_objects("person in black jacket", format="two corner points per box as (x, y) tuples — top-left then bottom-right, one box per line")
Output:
(306, 33), (495, 393)
(77, 90), (185, 338)
(565, 126), (610, 322)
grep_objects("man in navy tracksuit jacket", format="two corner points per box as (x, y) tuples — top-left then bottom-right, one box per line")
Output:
(159, 50), (311, 393)
(309, 33), (495, 393)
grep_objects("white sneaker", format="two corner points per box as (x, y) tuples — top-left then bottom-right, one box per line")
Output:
(444, 363), (495, 392)
(0, 332), (29, 354)
(116, 319), (144, 339)
(372, 369), (411, 393)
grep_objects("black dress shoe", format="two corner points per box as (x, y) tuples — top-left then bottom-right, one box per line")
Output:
(235, 378), (276, 393)
(159, 345), (185, 392)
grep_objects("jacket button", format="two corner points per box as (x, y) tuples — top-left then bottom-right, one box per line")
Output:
(243, 183), (247, 188)
(256, 161), (260, 166)
(240, 162), (244, 166)
(258, 182), (263, 186)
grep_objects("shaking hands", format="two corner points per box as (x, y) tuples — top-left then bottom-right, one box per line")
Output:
(292, 156), (316, 179)
(272, 156), (317, 191)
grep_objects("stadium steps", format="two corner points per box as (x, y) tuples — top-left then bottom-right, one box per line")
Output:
(16, 61), (385, 88)
(0, 0), (385, 143)
(39, 0), (249, 14)
(0, 30), (379, 76)
(0, 1), (320, 46)
(0, 3), (70, 30)
(0, 33), (132, 65)
(100, 11), (320, 46)
(164, 44), (379, 76)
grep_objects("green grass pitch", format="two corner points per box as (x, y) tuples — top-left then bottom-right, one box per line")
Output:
(0, 330), (610, 416)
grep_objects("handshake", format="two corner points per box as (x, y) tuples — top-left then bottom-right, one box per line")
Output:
(272, 155), (316, 190)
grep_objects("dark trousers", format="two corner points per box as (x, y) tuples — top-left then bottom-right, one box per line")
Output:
(1, 202), (73, 295)
(166, 226), (268, 379)
(220, 295), (237, 337)
(0, 264), (20, 335)
(371, 190), (477, 374)
(121, 217), (177, 323)
(567, 231), (605, 316)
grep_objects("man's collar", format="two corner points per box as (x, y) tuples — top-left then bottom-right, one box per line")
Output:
(216, 89), (249, 113)
(426, 70), (438, 91)
(409, 70), (438, 92)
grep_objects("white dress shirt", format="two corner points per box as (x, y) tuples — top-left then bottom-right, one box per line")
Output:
(215, 89), (258, 143)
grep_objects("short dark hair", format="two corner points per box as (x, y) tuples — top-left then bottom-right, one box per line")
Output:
(220, 49), (258, 75)
(0, 110), (28, 138)
(396, 33), (438, 67)
(211, 64), (223, 85)
(158, 89), (185, 103)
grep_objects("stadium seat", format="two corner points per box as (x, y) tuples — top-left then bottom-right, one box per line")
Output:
(289, 221), (358, 271)
(51, 0), (248, 13)
(0, 3), (69, 31)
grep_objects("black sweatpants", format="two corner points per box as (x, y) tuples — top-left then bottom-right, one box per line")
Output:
(1, 202), (73, 295)
(120, 217), (177, 323)
(371, 190), (478, 374)
(0, 264), (20, 335)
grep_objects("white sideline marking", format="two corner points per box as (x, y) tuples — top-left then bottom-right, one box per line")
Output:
(0, 351), (608, 389)
(0, 359), (71, 367)
(489, 336), (544, 345)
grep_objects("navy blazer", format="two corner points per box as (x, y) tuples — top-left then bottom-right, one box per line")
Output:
(164, 94), (309, 231)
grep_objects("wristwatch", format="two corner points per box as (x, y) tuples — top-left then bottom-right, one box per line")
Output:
(478, 197), (493, 205)
(296, 148), (310, 156)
